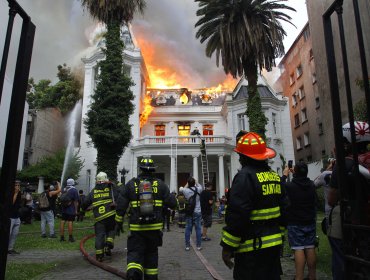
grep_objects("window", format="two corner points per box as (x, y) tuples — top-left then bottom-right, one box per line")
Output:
(155, 124), (166, 143)
(123, 64), (131, 76)
(296, 137), (302, 150)
(203, 124), (214, 142)
(315, 97), (320, 109)
(318, 123), (324, 135)
(309, 49), (314, 60)
(237, 113), (246, 130)
(298, 86), (305, 99)
(301, 109), (307, 123)
(303, 27), (310, 41)
(312, 73), (317, 84)
(289, 73), (295, 85)
(292, 94), (298, 107)
(178, 124), (190, 143)
(296, 64), (303, 78)
(304, 133), (310, 146)
(294, 114), (300, 128)
(272, 113), (277, 134)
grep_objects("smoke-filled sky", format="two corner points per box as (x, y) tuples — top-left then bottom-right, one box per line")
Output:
(0, 0), (307, 88)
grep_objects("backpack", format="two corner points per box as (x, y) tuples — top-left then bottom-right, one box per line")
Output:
(184, 187), (198, 216)
(38, 191), (50, 210)
(177, 195), (186, 211)
(60, 189), (72, 208)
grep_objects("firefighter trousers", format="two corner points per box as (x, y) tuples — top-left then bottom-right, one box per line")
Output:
(126, 230), (163, 280)
(94, 215), (115, 258)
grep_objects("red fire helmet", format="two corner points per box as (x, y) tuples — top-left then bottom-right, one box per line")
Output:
(234, 132), (276, 160)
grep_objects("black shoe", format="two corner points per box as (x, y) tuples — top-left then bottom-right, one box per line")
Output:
(96, 255), (103, 262)
(8, 249), (20, 255)
(60, 236), (65, 242)
(68, 236), (75, 242)
(41, 234), (47, 238)
(49, 234), (57, 238)
(104, 247), (112, 256)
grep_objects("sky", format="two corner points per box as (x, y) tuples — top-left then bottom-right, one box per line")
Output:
(0, 0), (308, 89)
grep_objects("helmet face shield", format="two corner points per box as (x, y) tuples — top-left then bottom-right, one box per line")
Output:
(234, 132), (276, 160)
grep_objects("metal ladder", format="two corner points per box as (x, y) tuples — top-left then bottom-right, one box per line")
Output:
(199, 137), (209, 187)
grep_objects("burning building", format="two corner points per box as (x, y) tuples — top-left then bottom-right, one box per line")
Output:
(77, 26), (294, 196)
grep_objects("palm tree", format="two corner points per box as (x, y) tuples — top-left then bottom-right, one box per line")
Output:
(195, 0), (295, 136)
(80, 0), (146, 180)
(81, 0), (146, 24)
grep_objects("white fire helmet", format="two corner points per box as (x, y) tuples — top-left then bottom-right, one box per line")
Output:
(179, 186), (184, 193)
(96, 172), (108, 183)
(342, 121), (370, 143)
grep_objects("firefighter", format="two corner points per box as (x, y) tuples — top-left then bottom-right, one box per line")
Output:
(177, 187), (186, 228)
(115, 157), (176, 280)
(220, 132), (288, 279)
(81, 172), (118, 262)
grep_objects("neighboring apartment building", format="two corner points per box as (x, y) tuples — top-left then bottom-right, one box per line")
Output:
(0, 74), (28, 170)
(306, 1), (370, 154)
(77, 27), (294, 197)
(276, 23), (325, 163)
(24, 108), (66, 167)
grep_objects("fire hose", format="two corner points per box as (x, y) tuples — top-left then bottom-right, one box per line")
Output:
(79, 234), (126, 279)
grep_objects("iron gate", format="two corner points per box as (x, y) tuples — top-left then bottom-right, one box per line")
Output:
(323, 0), (370, 278)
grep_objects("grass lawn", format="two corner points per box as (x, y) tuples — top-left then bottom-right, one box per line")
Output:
(316, 212), (332, 277)
(6, 212), (100, 280)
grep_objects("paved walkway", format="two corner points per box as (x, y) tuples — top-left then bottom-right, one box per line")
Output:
(7, 221), (330, 279)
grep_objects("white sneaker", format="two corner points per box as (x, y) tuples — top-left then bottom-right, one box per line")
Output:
(197, 247), (202, 251)
(185, 247), (190, 251)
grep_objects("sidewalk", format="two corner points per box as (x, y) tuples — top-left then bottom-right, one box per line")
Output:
(7, 222), (330, 279)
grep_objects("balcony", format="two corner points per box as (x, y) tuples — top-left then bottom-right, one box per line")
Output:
(135, 135), (233, 146)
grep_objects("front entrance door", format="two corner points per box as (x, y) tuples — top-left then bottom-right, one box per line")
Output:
(177, 172), (190, 192)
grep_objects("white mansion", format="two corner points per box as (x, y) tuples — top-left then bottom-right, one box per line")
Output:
(77, 28), (294, 197)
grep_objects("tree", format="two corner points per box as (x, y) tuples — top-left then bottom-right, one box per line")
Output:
(27, 64), (82, 114)
(80, 0), (146, 180)
(195, 0), (295, 136)
(17, 149), (83, 183)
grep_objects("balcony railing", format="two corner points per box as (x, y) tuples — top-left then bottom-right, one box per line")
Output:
(135, 135), (233, 145)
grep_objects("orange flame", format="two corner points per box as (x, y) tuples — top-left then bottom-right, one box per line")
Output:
(140, 94), (154, 128)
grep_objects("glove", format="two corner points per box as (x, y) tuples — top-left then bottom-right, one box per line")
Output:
(222, 247), (234, 270)
(114, 222), (123, 236)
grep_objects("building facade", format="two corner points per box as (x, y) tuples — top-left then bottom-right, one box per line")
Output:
(306, 1), (370, 154)
(276, 23), (325, 162)
(77, 27), (294, 197)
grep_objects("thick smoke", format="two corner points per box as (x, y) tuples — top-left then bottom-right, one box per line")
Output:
(0, 0), (307, 88)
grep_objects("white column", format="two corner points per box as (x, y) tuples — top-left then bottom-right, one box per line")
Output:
(218, 154), (225, 197)
(193, 155), (199, 182)
(37, 177), (44, 193)
(132, 154), (138, 178)
(170, 155), (177, 193)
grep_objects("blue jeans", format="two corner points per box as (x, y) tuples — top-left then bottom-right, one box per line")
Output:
(8, 218), (20, 250)
(41, 210), (55, 235)
(185, 211), (202, 247)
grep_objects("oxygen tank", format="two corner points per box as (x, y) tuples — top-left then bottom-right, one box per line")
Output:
(139, 180), (154, 217)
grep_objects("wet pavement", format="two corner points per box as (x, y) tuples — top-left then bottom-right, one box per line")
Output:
(7, 220), (330, 279)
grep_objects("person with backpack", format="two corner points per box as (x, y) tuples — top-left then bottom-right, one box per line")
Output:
(59, 178), (79, 242)
(39, 181), (61, 238)
(200, 182), (214, 241)
(176, 188), (186, 228)
(328, 121), (370, 279)
(182, 177), (203, 251)
(81, 172), (119, 262)
(115, 157), (176, 280)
